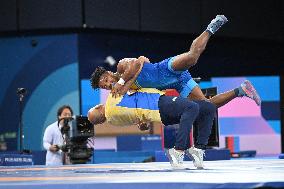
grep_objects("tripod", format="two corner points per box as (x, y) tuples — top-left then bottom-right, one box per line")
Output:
(17, 88), (27, 153)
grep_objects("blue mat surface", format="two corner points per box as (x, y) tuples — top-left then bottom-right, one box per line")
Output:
(0, 158), (284, 189)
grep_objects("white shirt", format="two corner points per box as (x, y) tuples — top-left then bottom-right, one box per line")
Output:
(43, 121), (64, 166)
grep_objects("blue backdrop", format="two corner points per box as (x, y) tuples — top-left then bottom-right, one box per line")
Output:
(0, 31), (282, 153)
(0, 34), (79, 151)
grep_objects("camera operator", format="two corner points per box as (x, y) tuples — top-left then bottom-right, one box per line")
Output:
(43, 105), (73, 166)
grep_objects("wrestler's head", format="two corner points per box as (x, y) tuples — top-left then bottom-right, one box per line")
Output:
(90, 67), (117, 90)
(87, 104), (106, 125)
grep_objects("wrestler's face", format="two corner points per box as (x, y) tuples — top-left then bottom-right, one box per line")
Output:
(99, 72), (116, 90)
(88, 104), (106, 124)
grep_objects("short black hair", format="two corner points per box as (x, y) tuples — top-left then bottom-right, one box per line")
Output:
(90, 66), (107, 89)
(57, 105), (73, 118)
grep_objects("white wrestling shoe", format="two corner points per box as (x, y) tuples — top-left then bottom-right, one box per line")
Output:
(165, 148), (174, 165)
(240, 80), (261, 106)
(186, 146), (205, 169)
(168, 148), (185, 170)
(206, 15), (228, 34)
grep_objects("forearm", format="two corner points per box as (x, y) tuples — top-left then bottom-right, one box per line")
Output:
(43, 141), (51, 151)
(120, 62), (143, 91)
(121, 72), (140, 91)
(43, 129), (52, 151)
(118, 58), (142, 82)
(120, 66), (137, 83)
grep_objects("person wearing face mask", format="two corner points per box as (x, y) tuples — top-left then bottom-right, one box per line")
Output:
(43, 105), (73, 166)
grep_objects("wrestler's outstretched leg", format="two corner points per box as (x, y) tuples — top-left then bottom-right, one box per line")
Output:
(172, 15), (228, 71)
(189, 80), (261, 107)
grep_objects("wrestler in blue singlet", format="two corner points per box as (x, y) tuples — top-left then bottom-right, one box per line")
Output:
(134, 57), (198, 98)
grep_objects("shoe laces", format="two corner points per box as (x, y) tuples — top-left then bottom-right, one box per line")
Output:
(200, 149), (205, 158)
(175, 150), (185, 164)
(177, 152), (184, 163)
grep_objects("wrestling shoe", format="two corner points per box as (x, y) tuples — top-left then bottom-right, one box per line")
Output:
(168, 148), (185, 169)
(164, 148), (174, 165)
(206, 15), (228, 35)
(186, 146), (205, 169)
(240, 80), (261, 106)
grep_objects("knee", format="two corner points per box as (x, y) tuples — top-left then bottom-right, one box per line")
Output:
(181, 52), (199, 67)
(185, 101), (199, 116)
(201, 101), (216, 115)
(188, 52), (199, 66)
(207, 102), (216, 115)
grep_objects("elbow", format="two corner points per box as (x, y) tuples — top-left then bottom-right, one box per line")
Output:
(43, 142), (50, 151)
(188, 52), (200, 66)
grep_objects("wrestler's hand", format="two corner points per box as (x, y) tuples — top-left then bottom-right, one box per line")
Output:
(138, 56), (150, 63)
(118, 58), (138, 64)
(137, 122), (150, 131)
(118, 86), (129, 96)
(111, 83), (124, 98)
(112, 83), (131, 97)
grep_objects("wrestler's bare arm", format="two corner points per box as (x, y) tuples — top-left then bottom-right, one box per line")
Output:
(137, 56), (150, 63)
(111, 59), (143, 97)
(116, 60), (141, 83)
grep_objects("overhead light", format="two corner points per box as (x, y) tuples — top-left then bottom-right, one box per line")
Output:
(104, 56), (116, 66)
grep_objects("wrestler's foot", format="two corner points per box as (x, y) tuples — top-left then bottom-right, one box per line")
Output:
(239, 80), (261, 106)
(186, 146), (205, 169)
(206, 15), (228, 35)
(164, 148), (174, 165)
(168, 148), (185, 169)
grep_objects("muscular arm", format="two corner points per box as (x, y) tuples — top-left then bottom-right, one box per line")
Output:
(117, 59), (142, 82)
(138, 56), (150, 63)
(119, 56), (149, 89)
(118, 63), (143, 94)
(117, 56), (149, 82)
(112, 58), (144, 97)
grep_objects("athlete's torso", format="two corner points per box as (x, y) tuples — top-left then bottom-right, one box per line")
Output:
(131, 59), (191, 92)
(105, 88), (164, 126)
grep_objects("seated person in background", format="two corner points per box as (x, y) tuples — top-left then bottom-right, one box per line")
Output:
(88, 88), (216, 169)
(90, 15), (261, 107)
(43, 105), (73, 166)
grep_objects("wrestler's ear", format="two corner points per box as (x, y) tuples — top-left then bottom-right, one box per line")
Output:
(87, 107), (96, 124)
(106, 71), (113, 77)
(94, 104), (103, 109)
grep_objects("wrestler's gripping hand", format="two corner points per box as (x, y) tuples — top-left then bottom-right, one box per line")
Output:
(137, 122), (150, 131)
(138, 56), (150, 63)
(111, 83), (124, 98)
(111, 83), (130, 97)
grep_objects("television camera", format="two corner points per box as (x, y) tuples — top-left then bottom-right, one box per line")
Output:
(57, 115), (94, 164)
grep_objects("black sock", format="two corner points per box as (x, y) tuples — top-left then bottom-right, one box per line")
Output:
(234, 88), (239, 96)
